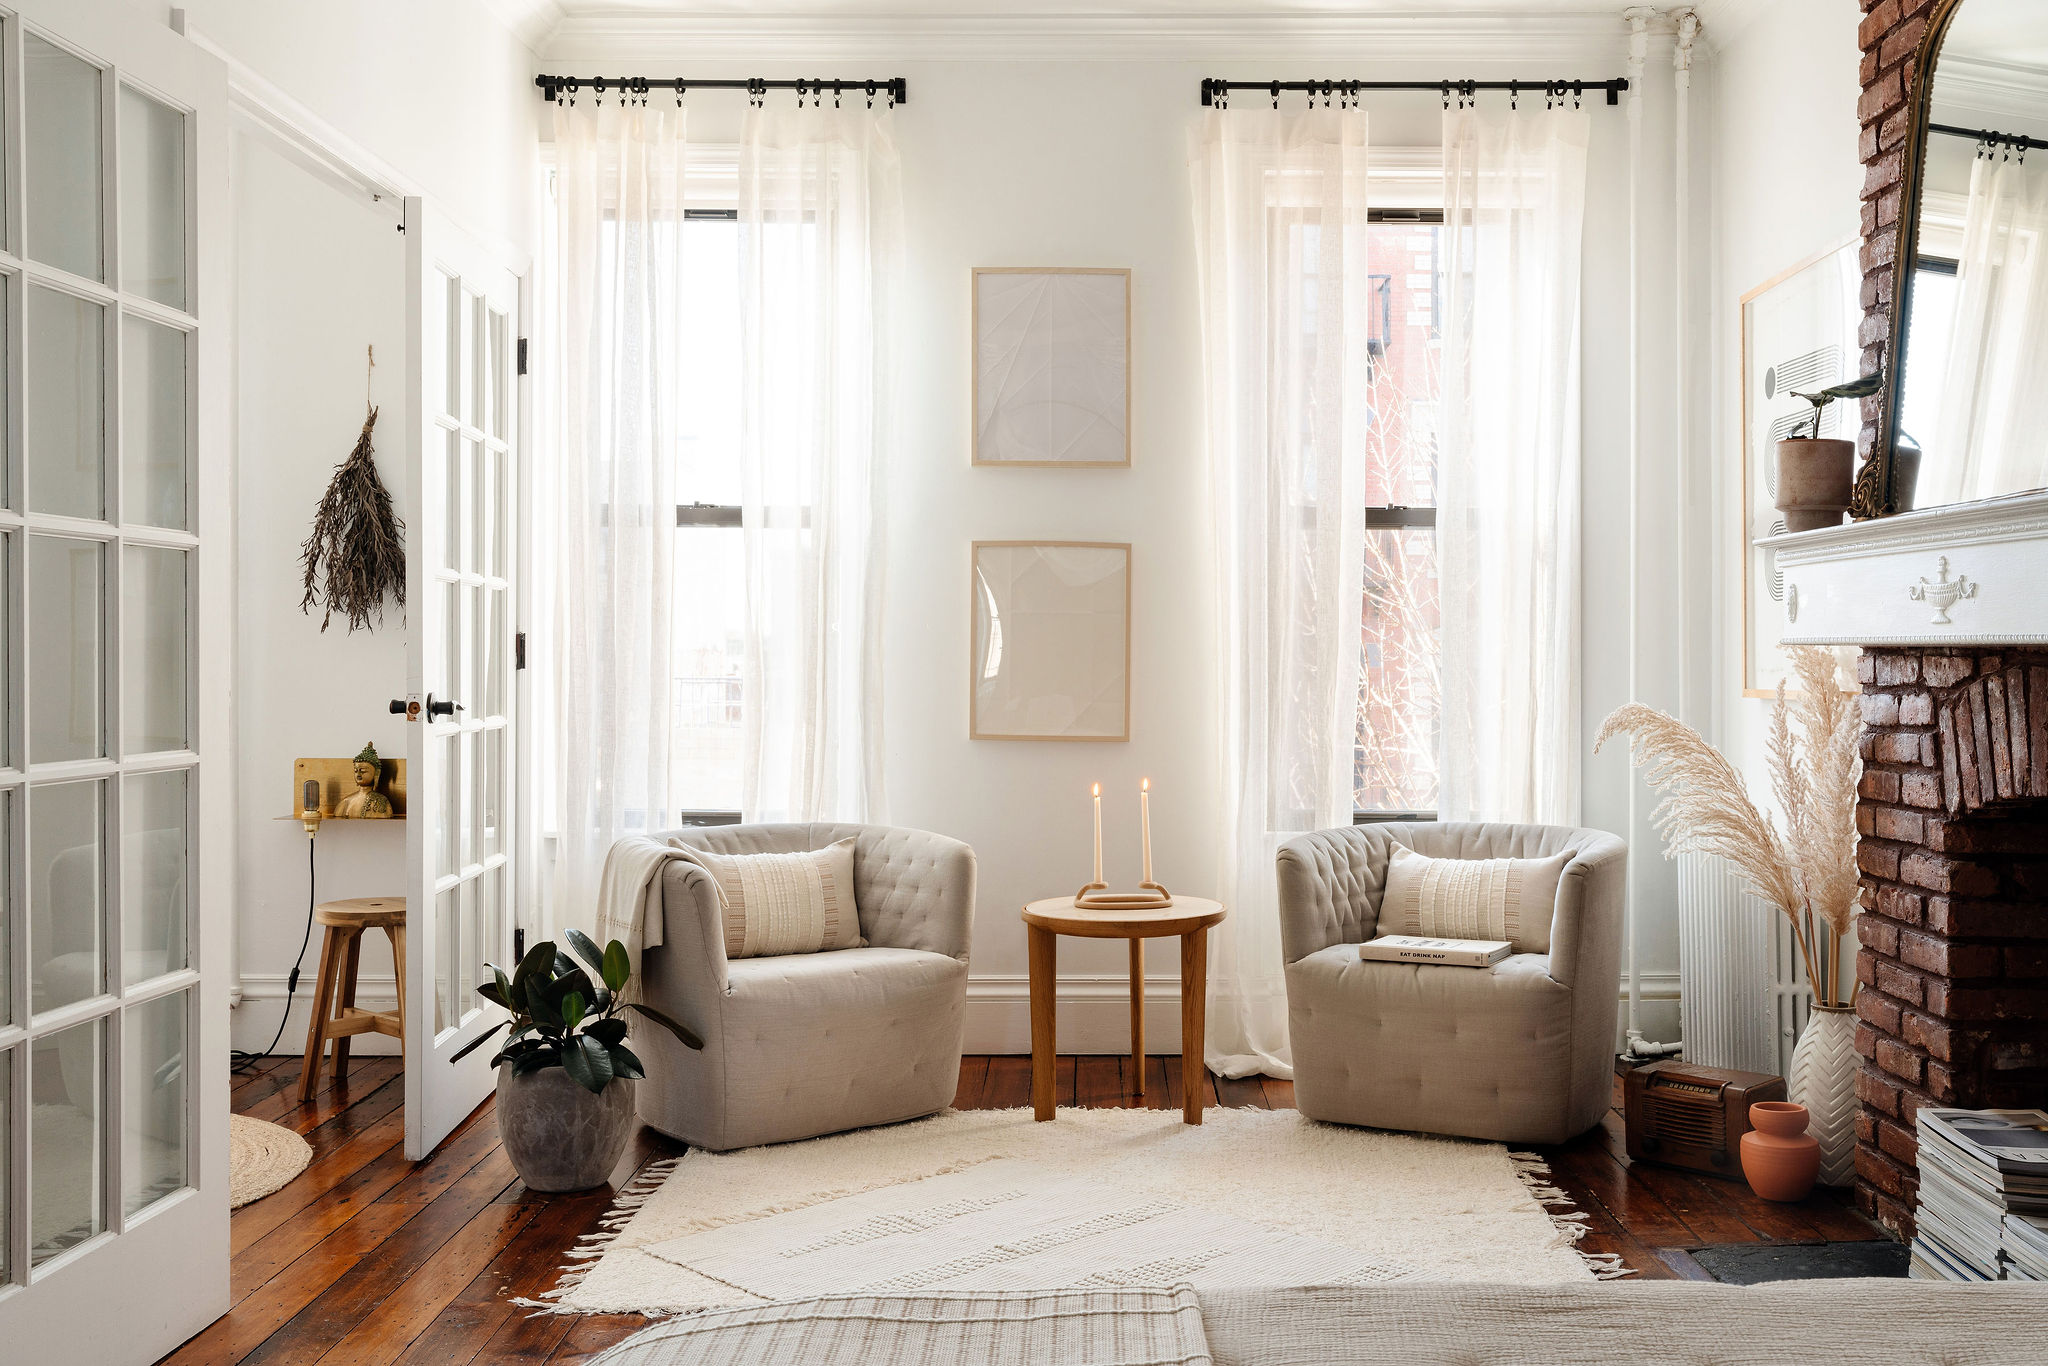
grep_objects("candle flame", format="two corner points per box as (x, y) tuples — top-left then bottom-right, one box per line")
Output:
(1091, 782), (1100, 797)
(1142, 778), (1149, 791)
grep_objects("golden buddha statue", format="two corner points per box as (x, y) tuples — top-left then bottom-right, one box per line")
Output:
(336, 741), (395, 819)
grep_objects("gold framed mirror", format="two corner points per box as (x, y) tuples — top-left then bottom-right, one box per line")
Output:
(1870, 0), (2048, 517)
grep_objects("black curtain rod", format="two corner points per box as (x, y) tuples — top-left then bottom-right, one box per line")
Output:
(1200, 78), (1628, 108)
(535, 74), (908, 106)
(1930, 121), (2048, 153)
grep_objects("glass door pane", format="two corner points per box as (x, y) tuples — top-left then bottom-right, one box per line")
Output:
(29, 779), (104, 1013)
(29, 537), (104, 762)
(122, 989), (188, 1215)
(122, 769), (187, 983)
(120, 318), (188, 529)
(122, 546), (187, 753)
(117, 87), (186, 309)
(23, 34), (102, 281)
(26, 288), (107, 521)
(30, 1019), (102, 1265)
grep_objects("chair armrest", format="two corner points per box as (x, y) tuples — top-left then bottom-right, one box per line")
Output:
(857, 831), (976, 961)
(1276, 828), (1377, 965)
(1543, 834), (1627, 990)
(641, 859), (729, 1020)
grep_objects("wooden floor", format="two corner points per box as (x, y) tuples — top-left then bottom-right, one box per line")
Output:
(173, 1052), (1881, 1363)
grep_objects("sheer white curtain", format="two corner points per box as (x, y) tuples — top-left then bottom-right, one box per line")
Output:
(1191, 109), (1372, 1078)
(1437, 107), (1589, 826)
(736, 107), (899, 822)
(1923, 150), (2048, 506)
(549, 102), (688, 931)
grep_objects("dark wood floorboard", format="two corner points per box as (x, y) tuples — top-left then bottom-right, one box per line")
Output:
(176, 1054), (1881, 1362)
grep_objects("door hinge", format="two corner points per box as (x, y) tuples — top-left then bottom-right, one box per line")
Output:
(516, 337), (528, 375)
(513, 927), (527, 961)
(515, 631), (527, 670)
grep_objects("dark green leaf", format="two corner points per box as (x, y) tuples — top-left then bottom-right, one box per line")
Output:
(601, 940), (632, 993)
(585, 1017), (627, 1046)
(628, 1002), (705, 1051)
(564, 928), (608, 977)
(475, 979), (510, 1009)
(510, 940), (557, 1004)
(450, 1019), (508, 1063)
(607, 1043), (646, 1080)
(562, 992), (587, 1031)
(494, 966), (517, 1010)
(526, 983), (563, 1029)
(555, 951), (580, 979)
(510, 1048), (560, 1077)
(561, 1034), (614, 1094)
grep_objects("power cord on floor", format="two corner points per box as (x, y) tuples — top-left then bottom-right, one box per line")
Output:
(231, 837), (318, 1075)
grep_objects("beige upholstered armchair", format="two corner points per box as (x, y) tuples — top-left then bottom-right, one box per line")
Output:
(1276, 822), (1627, 1145)
(635, 822), (976, 1152)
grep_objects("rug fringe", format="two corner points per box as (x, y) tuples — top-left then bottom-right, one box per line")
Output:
(1508, 1151), (1637, 1280)
(516, 1154), (689, 1316)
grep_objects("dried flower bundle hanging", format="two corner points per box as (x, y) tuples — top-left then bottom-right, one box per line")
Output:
(1593, 645), (1863, 1008)
(300, 402), (407, 633)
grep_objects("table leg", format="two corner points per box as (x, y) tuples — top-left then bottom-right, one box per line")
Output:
(1028, 924), (1057, 1121)
(1128, 938), (1146, 1097)
(1180, 927), (1208, 1125)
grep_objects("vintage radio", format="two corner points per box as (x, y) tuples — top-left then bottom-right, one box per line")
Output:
(1623, 1060), (1786, 1179)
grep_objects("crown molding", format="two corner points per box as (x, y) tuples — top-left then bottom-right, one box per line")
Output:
(533, 12), (1636, 65)
(1931, 55), (2048, 135)
(484, 0), (567, 50)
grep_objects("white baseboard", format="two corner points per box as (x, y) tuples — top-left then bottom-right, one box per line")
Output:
(231, 968), (1686, 1061)
(232, 973), (402, 1057)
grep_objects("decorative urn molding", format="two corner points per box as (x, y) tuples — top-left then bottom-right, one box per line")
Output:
(1758, 490), (2048, 648)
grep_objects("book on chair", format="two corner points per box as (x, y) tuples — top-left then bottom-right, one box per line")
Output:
(1358, 934), (1511, 968)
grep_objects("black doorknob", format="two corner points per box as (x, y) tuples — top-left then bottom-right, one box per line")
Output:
(426, 695), (465, 718)
(389, 699), (408, 715)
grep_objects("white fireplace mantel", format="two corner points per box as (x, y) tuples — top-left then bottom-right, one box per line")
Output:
(1759, 489), (2048, 648)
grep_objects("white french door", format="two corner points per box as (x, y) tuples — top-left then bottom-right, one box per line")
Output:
(402, 197), (524, 1161)
(0, 1), (229, 1359)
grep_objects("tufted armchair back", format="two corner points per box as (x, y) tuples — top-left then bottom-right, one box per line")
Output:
(1275, 821), (1625, 982)
(661, 822), (975, 961)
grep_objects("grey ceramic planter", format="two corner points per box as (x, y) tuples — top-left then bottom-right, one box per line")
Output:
(496, 1063), (636, 1192)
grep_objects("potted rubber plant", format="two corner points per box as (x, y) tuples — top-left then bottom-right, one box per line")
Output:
(1775, 373), (1881, 532)
(453, 929), (702, 1192)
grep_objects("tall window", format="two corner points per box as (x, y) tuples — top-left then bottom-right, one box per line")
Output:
(1354, 212), (1443, 819)
(672, 209), (745, 819)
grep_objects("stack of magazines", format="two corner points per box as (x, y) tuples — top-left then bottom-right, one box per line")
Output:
(1910, 1107), (2048, 1281)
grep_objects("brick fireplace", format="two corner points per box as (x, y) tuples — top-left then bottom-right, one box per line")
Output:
(1852, 648), (2048, 1237)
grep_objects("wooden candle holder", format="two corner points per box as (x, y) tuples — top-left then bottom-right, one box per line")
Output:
(1073, 880), (1174, 910)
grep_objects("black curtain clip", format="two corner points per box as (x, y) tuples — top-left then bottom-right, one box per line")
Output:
(1270, 80), (1280, 109)
(1510, 79), (1519, 111)
(1442, 80), (1451, 110)
(675, 78), (685, 107)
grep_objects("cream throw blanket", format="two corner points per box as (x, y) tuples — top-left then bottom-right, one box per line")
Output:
(593, 836), (702, 1000)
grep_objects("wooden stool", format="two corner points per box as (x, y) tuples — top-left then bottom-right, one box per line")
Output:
(298, 897), (407, 1102)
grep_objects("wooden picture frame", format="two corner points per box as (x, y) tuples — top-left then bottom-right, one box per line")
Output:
(971, 267), (1132, 467)
(1739, 238), (1863, 698)
(970, 541), (1131, 741)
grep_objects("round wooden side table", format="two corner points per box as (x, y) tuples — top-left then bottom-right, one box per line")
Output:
(1020, 896), (1227, 1126)
(298, 897), (408, 1102)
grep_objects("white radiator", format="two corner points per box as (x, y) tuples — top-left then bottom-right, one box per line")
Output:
(1675, 852), (1781, 1074)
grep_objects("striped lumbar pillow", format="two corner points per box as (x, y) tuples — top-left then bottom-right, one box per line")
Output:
(1378, 844), (1572, 955)
(685, 837), (863, 960)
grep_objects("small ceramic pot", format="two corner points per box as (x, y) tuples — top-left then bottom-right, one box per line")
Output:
(496, 1063), (636, 1193)
(1891, 445), (1923, 514)
(1741, 1100), (1821, 1203)
(1774, 438), (1856, 532)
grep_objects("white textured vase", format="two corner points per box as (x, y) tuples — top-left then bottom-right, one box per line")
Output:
(1788, 1004), (1859, 1187)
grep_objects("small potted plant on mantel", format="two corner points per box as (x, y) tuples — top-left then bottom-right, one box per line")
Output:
(1774, 373), (1881, 531)
(453, 930), (702, 1192)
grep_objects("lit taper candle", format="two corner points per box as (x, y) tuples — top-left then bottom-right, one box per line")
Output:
(1140, 778), (1153, 885)
(1092, 782), (1103, 885)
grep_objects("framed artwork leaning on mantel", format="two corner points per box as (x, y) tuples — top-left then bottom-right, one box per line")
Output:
(970, 541), (1131, 741)
(972, 267), (1131, 467)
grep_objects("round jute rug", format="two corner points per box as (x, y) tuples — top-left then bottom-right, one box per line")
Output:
(230, 1114), (312, 1209)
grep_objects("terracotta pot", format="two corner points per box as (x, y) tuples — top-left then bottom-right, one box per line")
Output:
(1742, 1101), (1822, 1202)
(496, 1063), (636, 1193)
(1774, 438), (1856, 532)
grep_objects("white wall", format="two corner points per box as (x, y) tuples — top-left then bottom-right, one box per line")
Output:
(227, 133), (411, 1052)
(617, 40), (1688, 1053)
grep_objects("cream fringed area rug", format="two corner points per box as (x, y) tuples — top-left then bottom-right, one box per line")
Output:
(531, 1107), (1618, 1316)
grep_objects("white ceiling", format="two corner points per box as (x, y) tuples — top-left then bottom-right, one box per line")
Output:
(500, 1), (1771, 60)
